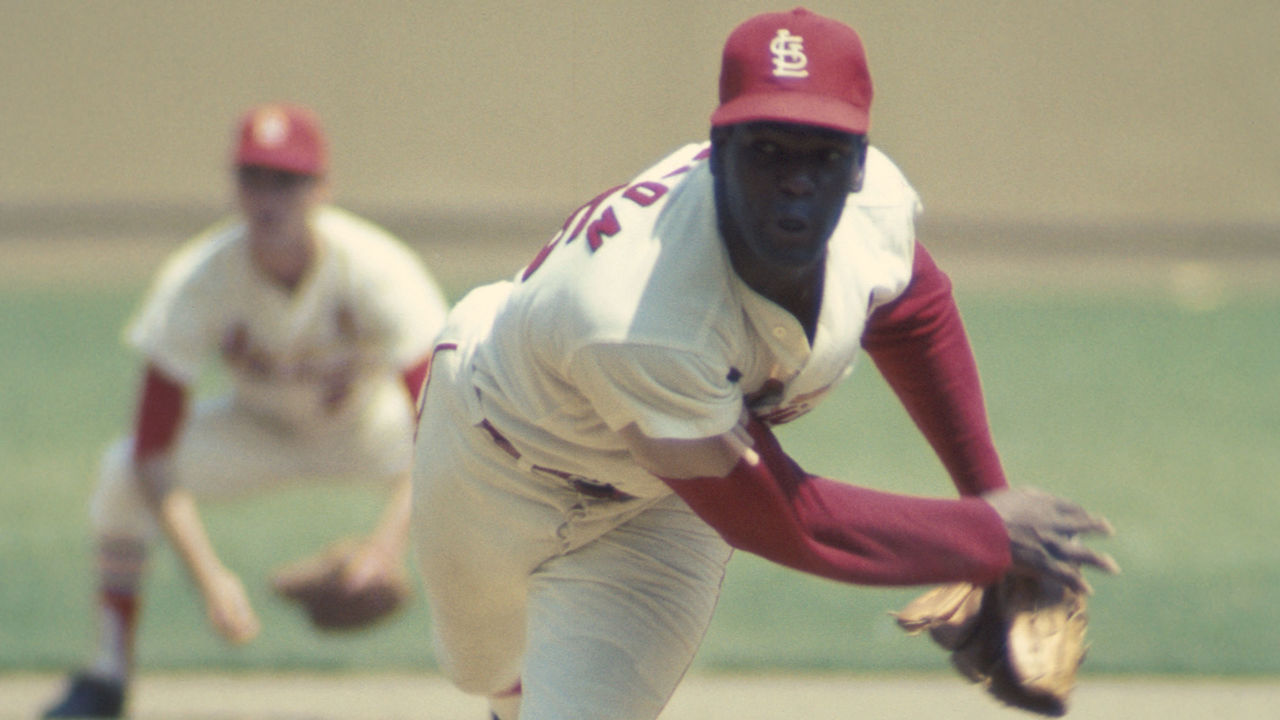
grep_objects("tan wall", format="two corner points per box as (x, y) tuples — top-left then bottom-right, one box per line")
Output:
(4, 0), (1278, 227)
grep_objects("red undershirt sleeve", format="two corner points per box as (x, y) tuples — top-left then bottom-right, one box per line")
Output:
(134, 355), (431, 462)
(132, 364), (187, 462)
(861, 242), (1008, 497)
(661, 419), (1011, 586)
(401, 354), (431, 406)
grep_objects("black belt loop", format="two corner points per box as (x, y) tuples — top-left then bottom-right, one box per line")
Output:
(479, 418), (633, 501)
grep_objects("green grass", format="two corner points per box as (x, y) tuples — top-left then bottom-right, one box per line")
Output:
(703, 290), (1280, 676)
(3, 283), (1278, 675)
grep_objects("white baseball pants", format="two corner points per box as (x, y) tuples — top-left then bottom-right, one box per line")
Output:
(90, 378), (414, 539)
(411, 346), (733, 720)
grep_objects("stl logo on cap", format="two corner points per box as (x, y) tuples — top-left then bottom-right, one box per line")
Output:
(234, 103), (327, 175)
(711, 8), (873, 135)
(251, 108), (291, 149)
(769, 29), (809, 78)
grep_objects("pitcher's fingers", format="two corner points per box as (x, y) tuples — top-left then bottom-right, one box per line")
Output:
(1048, 536), (1121, 575)
(1011, 540), (1090, 595)
(1051, 501), (1115, 536)
(1040, 557), (1093, 596)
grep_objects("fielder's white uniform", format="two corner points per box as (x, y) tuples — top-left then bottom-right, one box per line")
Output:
(93, 205), (448, 540)
(412, 142), (919, 719)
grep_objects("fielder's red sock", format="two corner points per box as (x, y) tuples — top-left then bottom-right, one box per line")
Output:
(88, 589), (139, 682)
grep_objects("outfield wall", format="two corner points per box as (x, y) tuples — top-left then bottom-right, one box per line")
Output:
(4, 1), (1278, 233)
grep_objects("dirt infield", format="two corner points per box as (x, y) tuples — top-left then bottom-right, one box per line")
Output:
(5, 671), (1279, 719)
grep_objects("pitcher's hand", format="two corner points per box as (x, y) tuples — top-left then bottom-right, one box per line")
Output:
(982, 486), (1120, 594)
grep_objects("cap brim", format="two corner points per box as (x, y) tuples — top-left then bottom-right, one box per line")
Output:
(711, 91), (869, 135)
(235, 149), (323, 176)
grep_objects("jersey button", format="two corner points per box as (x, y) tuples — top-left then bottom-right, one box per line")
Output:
(771, 326), (787, 339)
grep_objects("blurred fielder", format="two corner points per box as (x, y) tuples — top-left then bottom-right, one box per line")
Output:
(44, 104), (449, 718)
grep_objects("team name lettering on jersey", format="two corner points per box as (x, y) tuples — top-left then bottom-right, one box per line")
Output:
(221, 323), (274, 377)
(742, 376), (834, 426)
(755, 384), (834, 425)
(521, 148), (712, 280)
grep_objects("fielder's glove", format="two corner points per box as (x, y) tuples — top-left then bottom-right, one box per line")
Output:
(893, 575), (1088, 717)
(271, 538), (410, 631)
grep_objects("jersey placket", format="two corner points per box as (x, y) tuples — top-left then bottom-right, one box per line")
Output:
(736, 286), (812, 416)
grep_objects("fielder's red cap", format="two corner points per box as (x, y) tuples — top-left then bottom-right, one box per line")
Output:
(711, 7), (873, 135)
(233, 103), (328, 176)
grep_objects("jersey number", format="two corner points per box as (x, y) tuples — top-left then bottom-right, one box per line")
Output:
(520, 147), (711, 281)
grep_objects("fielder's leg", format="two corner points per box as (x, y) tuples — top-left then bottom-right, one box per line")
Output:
(44, 440), (143, 719)
(47, 397), (339, 717)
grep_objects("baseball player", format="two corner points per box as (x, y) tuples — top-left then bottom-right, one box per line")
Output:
(42, 104), (450, 719)
(410, 9), (1117, 720)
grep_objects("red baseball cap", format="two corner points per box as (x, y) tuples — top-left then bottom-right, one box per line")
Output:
(711, 8), (873, 135)
(233, 103), (328, 175)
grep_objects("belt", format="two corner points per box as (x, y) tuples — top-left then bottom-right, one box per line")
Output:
(479, 419), (634, 501)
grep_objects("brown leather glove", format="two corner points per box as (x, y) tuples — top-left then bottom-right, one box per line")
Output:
(894, 576), (1089, 717)
(894, 487), (1117, 716)
(271, 538), (410, 631)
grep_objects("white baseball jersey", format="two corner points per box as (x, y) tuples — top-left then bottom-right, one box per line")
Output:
(441, 142), (920, 499)
(127, 205), (448, 428)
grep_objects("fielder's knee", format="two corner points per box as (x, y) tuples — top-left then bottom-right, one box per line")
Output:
(89, 438), (157, 540)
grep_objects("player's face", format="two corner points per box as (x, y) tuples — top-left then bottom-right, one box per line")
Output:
(235, 166), (324, 242)
(712, 122), (865, 276)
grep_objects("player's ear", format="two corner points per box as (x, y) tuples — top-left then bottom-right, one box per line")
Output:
(849, 135), (869, 193)
(311, 174), (333, 203)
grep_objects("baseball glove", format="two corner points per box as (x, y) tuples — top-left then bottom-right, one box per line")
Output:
(893, 575), (1088, 717)
(270, 538), (410, 632)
